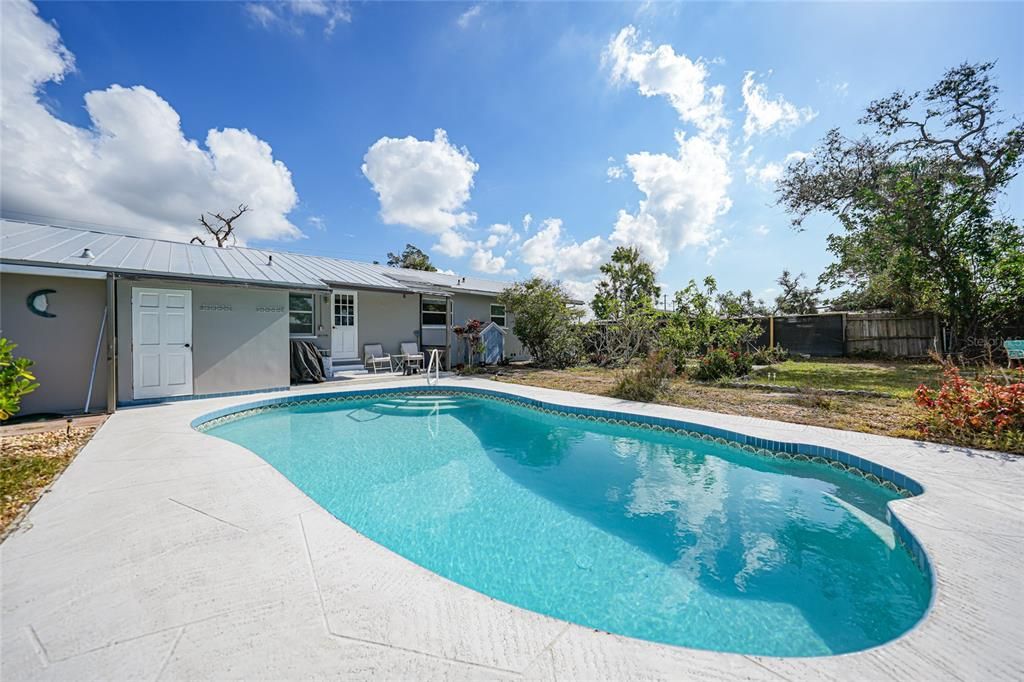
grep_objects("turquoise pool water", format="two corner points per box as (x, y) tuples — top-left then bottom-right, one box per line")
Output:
(204, 393), (930, 656)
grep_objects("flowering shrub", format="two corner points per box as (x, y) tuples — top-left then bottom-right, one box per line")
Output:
(453, 319), (486, 365)
(914, 366), (1024, 453)
(691, 348), (754, 381)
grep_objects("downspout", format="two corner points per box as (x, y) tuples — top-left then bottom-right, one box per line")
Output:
(105, 273), (118, 413)
(446, 296), (452, 371)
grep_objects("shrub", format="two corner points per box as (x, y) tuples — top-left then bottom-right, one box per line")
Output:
(611, 351), (675, 403)
(914, 365), (1024, 452)
(658, 276), (760, 371)
(0, 338), (39, 421)
(498, 278), (584, 368)
(751, 345), (788, 365)
(691, 348), (754, 381)
(584, 312), (659, 368)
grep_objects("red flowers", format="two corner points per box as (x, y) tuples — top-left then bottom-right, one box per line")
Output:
(914, 366), (1024, 451)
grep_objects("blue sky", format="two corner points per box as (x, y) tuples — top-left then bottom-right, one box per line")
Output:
(4, 1), (1022, 304)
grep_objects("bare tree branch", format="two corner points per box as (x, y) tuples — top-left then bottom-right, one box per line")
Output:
(194, 204), (250, 247)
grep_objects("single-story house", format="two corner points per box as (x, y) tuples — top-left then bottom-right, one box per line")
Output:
(0, 219), (528, 415)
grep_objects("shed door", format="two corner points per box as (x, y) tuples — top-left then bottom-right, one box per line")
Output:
(132, 288), (193, 400)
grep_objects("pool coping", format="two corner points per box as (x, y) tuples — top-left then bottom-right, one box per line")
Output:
(2, 377), (1022, 680)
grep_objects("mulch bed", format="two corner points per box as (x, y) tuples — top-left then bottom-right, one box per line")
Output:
(1, 422), (101, 538)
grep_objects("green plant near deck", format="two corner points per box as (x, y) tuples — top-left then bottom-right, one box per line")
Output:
(0, 338), (39, 421)
(691, 348), (754, 381)
(611, 351), (675, 403)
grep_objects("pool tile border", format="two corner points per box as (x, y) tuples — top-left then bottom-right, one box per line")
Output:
(192, 385), (931, 575)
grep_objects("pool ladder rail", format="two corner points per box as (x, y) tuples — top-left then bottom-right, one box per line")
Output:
(426, 348), (441, 386)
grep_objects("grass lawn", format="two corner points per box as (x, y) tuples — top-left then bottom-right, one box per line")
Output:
(492, 359), (950, 447)
(1, 422), (100, 538)
(748, 358), (942, 398)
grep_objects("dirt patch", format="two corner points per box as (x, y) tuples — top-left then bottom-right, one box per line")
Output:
(492, 366), (926, 442)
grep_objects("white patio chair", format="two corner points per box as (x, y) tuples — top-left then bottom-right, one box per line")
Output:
(400, 342), (425, 373)
(364, 344), (392, 374)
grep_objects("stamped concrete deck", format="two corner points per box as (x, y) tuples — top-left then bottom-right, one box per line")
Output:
(2, 377), (1022, 680)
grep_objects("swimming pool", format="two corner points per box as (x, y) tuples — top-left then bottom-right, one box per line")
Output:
(198, 389), (931, 657)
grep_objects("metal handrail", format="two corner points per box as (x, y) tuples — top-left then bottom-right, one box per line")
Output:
(426, 348), (441, 385)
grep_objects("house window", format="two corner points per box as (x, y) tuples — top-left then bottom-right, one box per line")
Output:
(490, 303), (506, 327)
(289, 292), (315, 336)
(422, 297), (448, 327)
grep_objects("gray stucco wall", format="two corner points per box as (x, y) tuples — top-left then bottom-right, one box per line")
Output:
(451, 292), (528, 360)
(116, 279), (289, 402)
(0, 272), (108, 415)
(356, 290), (421, 356)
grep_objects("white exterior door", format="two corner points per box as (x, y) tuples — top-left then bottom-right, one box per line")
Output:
(132, 288), (193, 400)
(331, 290), (358, 359)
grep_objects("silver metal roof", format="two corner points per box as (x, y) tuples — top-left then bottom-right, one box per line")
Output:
(0, 219), (514, 296)
(374, 266), (508, 296)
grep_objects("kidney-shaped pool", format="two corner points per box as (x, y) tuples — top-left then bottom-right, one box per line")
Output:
(198, 390), (931, 657)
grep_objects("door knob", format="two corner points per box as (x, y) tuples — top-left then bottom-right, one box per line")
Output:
(184, 343), (191, 348)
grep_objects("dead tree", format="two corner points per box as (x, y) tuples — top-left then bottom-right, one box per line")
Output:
(191, 204), (250, 247)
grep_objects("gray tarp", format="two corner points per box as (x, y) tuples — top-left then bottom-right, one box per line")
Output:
(290, 339), (325, 384)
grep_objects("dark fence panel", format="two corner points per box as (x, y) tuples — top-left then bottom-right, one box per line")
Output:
(773, 314), (846, 357)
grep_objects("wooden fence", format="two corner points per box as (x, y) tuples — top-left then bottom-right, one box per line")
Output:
(844, 313), (941, 358)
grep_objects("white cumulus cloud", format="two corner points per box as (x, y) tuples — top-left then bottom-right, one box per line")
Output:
(362, 129), (479, 246)
(741, 71), (816, 139)
(602, 25), (733, 269)
(610, 134), (732, 269)
(1, 0), (300, 243)
(519, 218), (609, 282)
(469, 248), (515, 276)
(604, 25), (728, 136)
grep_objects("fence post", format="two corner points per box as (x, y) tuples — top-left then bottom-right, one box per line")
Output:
(842, 312), (848, 357)
(768, 315), (774, 349)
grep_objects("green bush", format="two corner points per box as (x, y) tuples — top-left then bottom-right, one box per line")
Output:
(611, 351), (675, 402)
(750, 345), (788, 365)
(0, 338), (39, 421)
(691, 348), (754, 381)
(498, 278), (584, 369)
(658, 276), (761, 371)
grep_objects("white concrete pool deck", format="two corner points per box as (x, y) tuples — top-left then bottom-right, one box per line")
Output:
(2, 377), (1022, 680)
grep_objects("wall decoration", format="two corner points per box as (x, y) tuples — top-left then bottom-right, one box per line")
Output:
(256, 305), (285, 313)
(199, 304), (232, 312)
(27, 289), (56, 318)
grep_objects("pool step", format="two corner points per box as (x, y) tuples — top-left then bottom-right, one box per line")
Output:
(369, 398), (465, 413)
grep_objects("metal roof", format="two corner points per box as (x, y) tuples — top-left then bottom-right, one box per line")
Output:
(0, 219), (515, 296)
(374, 266), (508, 296)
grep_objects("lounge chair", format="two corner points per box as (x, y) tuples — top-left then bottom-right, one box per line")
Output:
(364, 344), (392, 374)
(1006, 340), (1024, 368)
(400, 342), (425, 373)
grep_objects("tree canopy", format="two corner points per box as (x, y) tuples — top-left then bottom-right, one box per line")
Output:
(386, 244), (437, 271)
(498, 278), (583, 368)
(778, 61), (1024, 349)
(591, 246), (661, 319)
(773, 270), (823, 315)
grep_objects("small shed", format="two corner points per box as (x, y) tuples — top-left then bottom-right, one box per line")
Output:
(480, 321), (506, 364)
